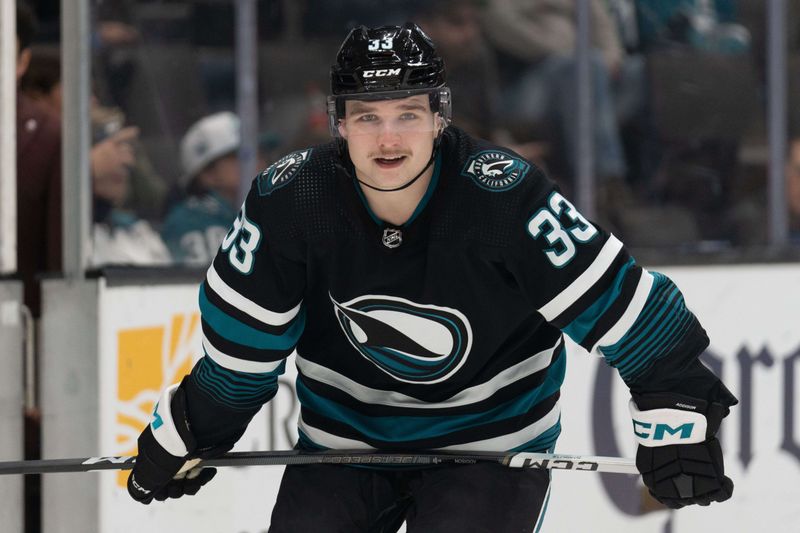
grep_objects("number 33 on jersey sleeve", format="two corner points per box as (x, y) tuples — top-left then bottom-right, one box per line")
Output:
(509, 172), (737, 508)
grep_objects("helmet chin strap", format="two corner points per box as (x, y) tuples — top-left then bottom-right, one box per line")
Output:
(355, 146), (437, 192)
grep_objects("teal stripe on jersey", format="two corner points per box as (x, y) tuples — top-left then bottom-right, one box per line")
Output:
(619, 311), (692, 379)
(562, 257), (636, 344)
(199, 288), (305, 350)
(618, 274), (678, 343)
(601, 274), (674, 359)
(600, 273), (695, 381)
(297, 349), (566, 443)
(194, 355), (284, 409)
(510, 418), (562, 453)
(368, 349), (437, 373)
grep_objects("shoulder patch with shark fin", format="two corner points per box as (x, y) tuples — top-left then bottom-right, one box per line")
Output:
(257, 148), (313, 196)
(460, 150), (530, 192)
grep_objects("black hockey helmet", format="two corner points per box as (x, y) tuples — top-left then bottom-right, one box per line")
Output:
(327, 22), (452, 137)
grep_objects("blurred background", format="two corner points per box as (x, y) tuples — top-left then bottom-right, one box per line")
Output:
(2, 1), (800, 532)
(9, 0), (800, 275)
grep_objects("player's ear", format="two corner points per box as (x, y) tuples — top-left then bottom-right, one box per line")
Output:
(337, 120), (348, 139)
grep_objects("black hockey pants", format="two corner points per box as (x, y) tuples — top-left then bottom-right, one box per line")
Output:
(268, 460), (550, 533)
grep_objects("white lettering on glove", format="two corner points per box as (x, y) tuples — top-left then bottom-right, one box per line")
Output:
(629, 399), (708, 447)
(130, 474), (152, 495)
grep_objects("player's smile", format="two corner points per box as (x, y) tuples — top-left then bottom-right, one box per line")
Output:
(373, 154), (407, 169)
(371, 150), (412, 172)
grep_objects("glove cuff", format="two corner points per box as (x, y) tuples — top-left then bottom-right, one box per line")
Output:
(629, 398), (708, 447)
(149, 382), (196, 458)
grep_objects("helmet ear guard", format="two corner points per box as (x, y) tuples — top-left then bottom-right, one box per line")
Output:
(436, 86), (452, 132)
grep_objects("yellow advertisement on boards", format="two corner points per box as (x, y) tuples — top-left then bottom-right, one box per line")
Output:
(115, 313), (199, 487)
(95, 282), (274, 532)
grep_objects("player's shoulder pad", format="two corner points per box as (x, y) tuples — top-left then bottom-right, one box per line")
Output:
(256, 144), (330, 196)
(448, 128), (540, 193)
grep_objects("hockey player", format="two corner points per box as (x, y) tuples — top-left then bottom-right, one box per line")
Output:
(127, 23), (737, 531)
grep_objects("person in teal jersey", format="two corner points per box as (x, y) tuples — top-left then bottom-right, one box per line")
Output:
(161, 112), (242, 266)
(129, 23), (737, 532)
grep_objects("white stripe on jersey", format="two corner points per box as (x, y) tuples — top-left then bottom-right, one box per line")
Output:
(537, 235), (623, 321)
(203, 333), (285, 374)
(206, 263), (302, 327)
(298, 414), (374, 449)
(295, 338), (561, 410)
(438, 401), (561, 452)
(298, 401), (561, 452)
(590, 268), (655, 355)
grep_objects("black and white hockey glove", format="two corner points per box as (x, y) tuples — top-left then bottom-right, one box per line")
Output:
(630, 392), (733, 509)
(127, 381), (218, 504)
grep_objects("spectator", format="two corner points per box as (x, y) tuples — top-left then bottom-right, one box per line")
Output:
(17, 45), (61, 117)
(160, 112), (242, 266)
(90, 122), (172, 267)
(20, 46), (168, 222)
(89, 95), (170, 266)
(480, 0), (630, 195)
(15, 3), (61, 319)
(635, 0), (750, 54)
(15, 5), (57, 532)
(93, 104), (168, 222)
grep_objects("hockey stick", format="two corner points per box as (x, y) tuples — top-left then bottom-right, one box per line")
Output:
(0, 449), (638, 476)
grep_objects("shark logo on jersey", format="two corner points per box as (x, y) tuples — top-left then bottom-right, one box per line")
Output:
(257, 149), (313, 196)
(330, 294), (472, 384)
(461, 150), (530, 191)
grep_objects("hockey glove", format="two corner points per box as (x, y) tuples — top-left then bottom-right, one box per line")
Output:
(630, 392), (733, 509)
(127, 381), (218, 504)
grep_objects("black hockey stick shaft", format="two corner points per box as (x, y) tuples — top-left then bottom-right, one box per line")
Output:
(0, 450), (638, 476)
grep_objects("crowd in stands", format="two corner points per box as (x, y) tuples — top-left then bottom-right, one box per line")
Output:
(15, 0), (800, 282)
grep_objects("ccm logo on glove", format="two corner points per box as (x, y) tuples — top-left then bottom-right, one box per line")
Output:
(630, 400), (708, 446)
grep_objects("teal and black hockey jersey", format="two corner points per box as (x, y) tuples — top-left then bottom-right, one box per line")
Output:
(161, 191), (237, 266)
(183, 126), (726, 454)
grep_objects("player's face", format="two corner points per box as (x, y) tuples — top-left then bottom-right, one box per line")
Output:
(340, 95), (439, 188)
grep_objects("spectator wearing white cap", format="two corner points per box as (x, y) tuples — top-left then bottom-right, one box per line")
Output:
(161, 112), (242, 266)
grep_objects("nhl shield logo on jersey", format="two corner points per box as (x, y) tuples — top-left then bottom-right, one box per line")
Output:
(461, 150), (530, 191)
(382, 228), (402, 248)
(257, 148), (313, 196)
(330, 294), (472, 384)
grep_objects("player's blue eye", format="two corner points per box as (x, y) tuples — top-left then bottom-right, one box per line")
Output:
(356, 114), (377, 122)
(400, 113), (418, 120)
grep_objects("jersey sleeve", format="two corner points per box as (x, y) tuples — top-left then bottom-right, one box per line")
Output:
(184, 179), (306, 448)
(507, 168), (732, 404)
